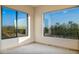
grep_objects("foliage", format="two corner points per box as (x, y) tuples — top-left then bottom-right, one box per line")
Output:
(44, 21), (79, 39)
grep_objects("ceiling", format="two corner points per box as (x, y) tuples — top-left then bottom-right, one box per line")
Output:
(29, 5), (40, 8)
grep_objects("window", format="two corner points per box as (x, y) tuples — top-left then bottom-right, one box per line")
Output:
(1, 6), (28, 39)
(43, 7), (79, 40)
(17, 11), (28, 37)
(1, 6), (17, 39)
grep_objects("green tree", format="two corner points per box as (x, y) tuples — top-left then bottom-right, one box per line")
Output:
(44, 27), (48, 35)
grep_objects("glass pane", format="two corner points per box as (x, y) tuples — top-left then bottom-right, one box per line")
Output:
(2, 6), (17, 39)
(44, 7), (79, 39)
(17, 11), (28, 37)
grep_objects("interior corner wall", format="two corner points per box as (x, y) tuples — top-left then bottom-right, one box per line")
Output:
(0, 5), (35, 50)
(32, 7), (36, 42)
(35, 5), (79, 50)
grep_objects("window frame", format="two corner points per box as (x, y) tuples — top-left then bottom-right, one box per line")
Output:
(16, 11), (28, 37)
(1, 6), (28, 39)
(42, 6), (79, 40)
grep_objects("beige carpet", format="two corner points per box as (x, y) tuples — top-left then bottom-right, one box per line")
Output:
(1, 43), (78, 54)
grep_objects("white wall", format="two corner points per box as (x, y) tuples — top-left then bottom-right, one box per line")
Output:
(35, 5), (79, 50)
(0, 5), (35, 50)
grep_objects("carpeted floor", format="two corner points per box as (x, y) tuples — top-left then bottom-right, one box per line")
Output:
(1, 43), (78, 54)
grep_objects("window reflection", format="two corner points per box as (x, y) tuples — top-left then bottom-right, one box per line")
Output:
(1, 6), (28, 39)
(2, 7), (16, 39)
(17, 12), (28, 37)
(44, 7), (79, 39)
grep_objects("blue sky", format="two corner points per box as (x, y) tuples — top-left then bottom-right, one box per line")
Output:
(17, 12), (28, 29)
(2, 6), (16, 27)
(2, 6), (28, 29)
(44, 7), (79, 27)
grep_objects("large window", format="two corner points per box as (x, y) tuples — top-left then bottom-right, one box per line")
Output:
(43, 7), (79, 40)
(1, 6), (28, 39)
(1, 6), (17, 39)
(17, 11), (28, 37)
